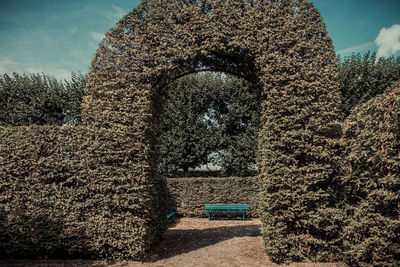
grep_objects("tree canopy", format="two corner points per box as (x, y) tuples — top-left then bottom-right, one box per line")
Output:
(0, 72), (86, 127)
(159, 72), (259, 177)
(159, 73), (220, 176)
(338, 52), (400, 117)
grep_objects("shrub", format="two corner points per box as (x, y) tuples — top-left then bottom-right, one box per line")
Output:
(0, 126), (167, 259)
(340, 81), (400, 266)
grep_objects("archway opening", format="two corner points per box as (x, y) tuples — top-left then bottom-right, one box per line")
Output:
(157, 71), (261, 178)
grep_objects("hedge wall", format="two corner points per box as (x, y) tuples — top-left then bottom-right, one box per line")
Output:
(0, 126), (167, 259)
(82, 0), (341, 263)
(166, 176), (260, 218)
(340, 81), (400, 266)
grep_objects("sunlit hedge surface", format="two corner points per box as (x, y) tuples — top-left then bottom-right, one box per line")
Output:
(0, 126), (167, 259)
(167, 176), (260, 217)
(341, 81), (400, 266)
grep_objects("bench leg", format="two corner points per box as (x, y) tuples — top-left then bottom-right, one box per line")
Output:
(208, 213), (210, 221)
(243, 213), (245, 221)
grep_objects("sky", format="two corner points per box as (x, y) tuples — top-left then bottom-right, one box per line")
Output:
(0, 0), (399, 81)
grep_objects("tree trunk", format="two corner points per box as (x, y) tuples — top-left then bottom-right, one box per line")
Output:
(183, 167), (189, 177)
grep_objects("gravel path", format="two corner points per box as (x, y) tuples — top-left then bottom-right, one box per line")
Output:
(0, 218), (347, 267)
(114, 218), (346, 267)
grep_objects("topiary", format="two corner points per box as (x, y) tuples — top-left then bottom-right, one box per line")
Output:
(341, 81), (400, 266)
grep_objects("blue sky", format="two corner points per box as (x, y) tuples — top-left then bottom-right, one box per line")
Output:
(0, 0), (399, 80)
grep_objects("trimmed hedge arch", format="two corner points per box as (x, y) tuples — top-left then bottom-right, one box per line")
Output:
(82, 0), (341, 262)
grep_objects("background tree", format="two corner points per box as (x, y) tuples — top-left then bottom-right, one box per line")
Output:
(0, 72), (85, 127)
(158, 73), (221, 177)
(62, 72), (87, 125)
(338, 52), (400, 117)
(0, 73), (65, 126)
(158, 72), (259, 177)
(210, 75), (260, 176)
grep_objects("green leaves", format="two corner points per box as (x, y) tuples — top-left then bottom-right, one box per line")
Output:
(159, 72), (259, 177)
(340, 82), (400, 266)
(158, 73), (217, 175)
(338, 52), (400, 118)
(211, 74), (260, 176)
(0, 72), (86, 127)
(0, 126), (167, 259)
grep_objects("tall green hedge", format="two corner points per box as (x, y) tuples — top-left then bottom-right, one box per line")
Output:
(82, 0), (341, 262)
(340, 81), (400, 266)
(0, 126), (167, 259)
(167, 177), (260, 217)
(255, 2), (342, 264)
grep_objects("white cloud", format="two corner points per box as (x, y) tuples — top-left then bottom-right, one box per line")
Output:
(0, 58), (20, 74)
(337, 42), (375, 56)
(70, 25), (78, 36)
(0, 58), (71, 81)
(90, 31), (104, 42)
(375, 24), (400, 59)
(112, 5), (126, 19)
(25, 67), (71, 81)
(101, 5), (127, 22)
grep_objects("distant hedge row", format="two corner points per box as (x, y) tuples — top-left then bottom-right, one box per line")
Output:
(0, 126), (167, 259)
(166, 177), (260, 218)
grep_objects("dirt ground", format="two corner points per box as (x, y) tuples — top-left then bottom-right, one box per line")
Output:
(0, 218), (347, 267)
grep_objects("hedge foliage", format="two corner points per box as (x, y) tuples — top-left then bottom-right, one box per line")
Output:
(0, 72), (85, 127)
(253, 2), (342, 264)
(0, 126), (167, 259)
(167, 177), (260, 217)
(82, 0), (340, 263)
(340, 81), (400, 266)
(338, 52), (400, 118)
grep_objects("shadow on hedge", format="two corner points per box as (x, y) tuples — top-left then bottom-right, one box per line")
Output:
(0, 210), (92, 260)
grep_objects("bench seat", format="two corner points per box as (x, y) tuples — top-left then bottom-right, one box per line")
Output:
(166, 206), (176, 220)
(205, 204), (249, 221)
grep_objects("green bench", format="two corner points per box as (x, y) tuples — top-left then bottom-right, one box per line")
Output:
(205, 204), (249, 221)
(166, 206), (176, 221)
